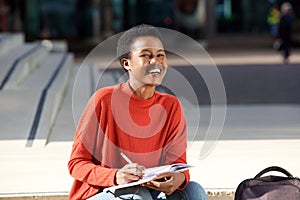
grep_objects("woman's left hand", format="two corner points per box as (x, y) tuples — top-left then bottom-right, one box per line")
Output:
(142, 172), (185, 195)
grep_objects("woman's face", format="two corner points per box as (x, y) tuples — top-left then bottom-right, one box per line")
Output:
(122, 36), (168, 88)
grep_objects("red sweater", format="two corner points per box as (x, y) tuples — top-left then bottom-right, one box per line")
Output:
(68, 82), (190, 200)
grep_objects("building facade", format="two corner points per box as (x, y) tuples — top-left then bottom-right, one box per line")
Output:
(1, 0), (298, 42)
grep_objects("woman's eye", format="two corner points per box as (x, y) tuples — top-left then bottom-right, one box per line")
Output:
(141, 54), (151, 59)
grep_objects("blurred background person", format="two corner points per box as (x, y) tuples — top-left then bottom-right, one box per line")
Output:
(278, 2), (294, 64)
(267, 4), (280, 38)
(0, 0), (10, 32)
(174, 0), (205, 39)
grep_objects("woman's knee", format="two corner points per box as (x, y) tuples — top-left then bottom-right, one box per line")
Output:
(184, 181), (208, 200)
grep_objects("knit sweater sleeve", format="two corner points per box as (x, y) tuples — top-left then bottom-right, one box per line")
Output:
(68, 134), (118, 187)
(164, 96), (190, 190)
(68, 90), (118, 188)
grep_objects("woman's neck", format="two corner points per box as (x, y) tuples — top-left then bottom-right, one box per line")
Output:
(129, 80), (156, 100)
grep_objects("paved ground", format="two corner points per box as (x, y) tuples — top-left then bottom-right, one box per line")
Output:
(1, 34), (300, 200)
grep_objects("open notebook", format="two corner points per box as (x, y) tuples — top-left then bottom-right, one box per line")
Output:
(103, 163), (192, 192)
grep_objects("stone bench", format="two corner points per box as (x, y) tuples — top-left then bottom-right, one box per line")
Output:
(24, 52), (74, 147)
(2, 43), (48, 90)
(0, 33), (24, 56)
(0, 34), (73, 147)
(0, 43), (47, 90)
(48, 64), (126, 143)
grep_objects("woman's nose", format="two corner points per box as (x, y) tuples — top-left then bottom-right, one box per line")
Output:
(149, 56), (159, 65)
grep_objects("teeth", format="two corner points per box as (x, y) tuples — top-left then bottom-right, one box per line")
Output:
(149, 68), (161, 74)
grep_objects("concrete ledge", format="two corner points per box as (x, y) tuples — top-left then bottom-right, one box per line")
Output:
(33, 53), (74, 146)
(207, 192), (234, 200)
(0, 33), (24, 56)
(0, 195), (68, 200)
(65, 64), (92, 130)
(0, 52), (73, 146)
(21, 53), (74, 147)
(0, 89), (41, 142)
(3, 44), (48, 89)
(0, 44), (41, 89)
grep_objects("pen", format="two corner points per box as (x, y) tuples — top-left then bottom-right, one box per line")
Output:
(120, 152), (133, 164)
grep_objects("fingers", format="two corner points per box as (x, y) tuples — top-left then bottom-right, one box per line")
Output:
(153, 172), (172, 181)
(121, 172), (141, 182)
(116, 163), (145, 185)
(143, 180), (173, 195)
(120, 163), (145, 177)
(116, 171), (140, 185)
(142, 172), (185, 195)
(142, 173), (173, 192)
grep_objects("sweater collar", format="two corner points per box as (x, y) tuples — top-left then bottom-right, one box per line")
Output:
(120, 81), (157, 107)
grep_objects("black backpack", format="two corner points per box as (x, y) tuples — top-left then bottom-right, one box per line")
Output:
(235, 166), (300, 200)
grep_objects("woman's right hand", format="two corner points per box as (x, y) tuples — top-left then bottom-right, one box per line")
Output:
(115, 163), (145, 185)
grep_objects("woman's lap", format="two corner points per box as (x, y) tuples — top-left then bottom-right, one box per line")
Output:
(87, 181), (208, 200)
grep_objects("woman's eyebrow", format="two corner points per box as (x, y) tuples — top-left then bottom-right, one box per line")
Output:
(157, 49), (165, 53)
(139, 49), (151, 53)
(139, 49), (165, 53)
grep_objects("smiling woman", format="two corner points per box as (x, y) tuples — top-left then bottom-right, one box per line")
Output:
(68, 24), (208, 200)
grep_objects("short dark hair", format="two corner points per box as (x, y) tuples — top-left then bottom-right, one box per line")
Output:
(116, 24), (162, 65)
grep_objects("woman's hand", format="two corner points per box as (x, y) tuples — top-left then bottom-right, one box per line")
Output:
(115, 163), (145, 185)
(142, 172), (185, 195)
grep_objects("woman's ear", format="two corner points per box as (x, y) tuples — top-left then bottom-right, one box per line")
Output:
(121, 58), (130, 71)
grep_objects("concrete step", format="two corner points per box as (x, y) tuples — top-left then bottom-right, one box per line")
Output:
(45, 63), (81, 143)
(0, 141), (73, 195)
(21, 53), (66, 88)
(47, 63), (126, 143)
(0, 88), (41, 142)
(0, 33), (24, 56)
(0, 43), (43, 90)
(71, 64), (96, 127)
(0, 195), (68, 200)
(96, 68), (125, 89)
(0, 52), (74, 147)
(24, 52), (74, 147)
(0, 192), (234, 200)
(1, 43), (48, 90)
(70, 64), (126, 126)
(48, 63), (125, 143)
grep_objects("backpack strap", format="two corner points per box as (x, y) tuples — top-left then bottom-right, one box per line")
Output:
(254, 166), (293, 179)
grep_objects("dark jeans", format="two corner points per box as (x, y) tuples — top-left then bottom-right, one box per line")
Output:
(281, 40), (291, 60)
(87, 181), (208, 200)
